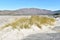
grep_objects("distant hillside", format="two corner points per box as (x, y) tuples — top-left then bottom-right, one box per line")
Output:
(54, 10), (60, 15)
(0, 8), (55, 15)
(54, 10), (60, 13)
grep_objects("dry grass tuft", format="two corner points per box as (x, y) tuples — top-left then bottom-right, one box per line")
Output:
(0, 16), (55, 30)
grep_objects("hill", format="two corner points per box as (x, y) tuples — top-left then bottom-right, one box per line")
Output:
(0, 8), (55, 15)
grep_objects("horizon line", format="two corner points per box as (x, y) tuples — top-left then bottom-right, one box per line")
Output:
(0, 8), (59, 11)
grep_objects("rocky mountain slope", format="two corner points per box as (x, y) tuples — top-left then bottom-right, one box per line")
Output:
(0, 8), (55, 15)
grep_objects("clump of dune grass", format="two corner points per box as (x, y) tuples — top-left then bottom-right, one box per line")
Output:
(29, 16), (55, 28)
(0, 16), (55, 31)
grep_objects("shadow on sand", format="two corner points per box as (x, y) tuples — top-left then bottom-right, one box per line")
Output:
(22, 33), (60, 40)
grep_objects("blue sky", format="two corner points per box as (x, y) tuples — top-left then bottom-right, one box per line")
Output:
(0, 0), (60, 11)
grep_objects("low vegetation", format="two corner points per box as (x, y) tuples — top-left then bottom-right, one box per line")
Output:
(0, 16), (55, 31)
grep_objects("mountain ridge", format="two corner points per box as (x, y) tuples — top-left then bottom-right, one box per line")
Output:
(0, 8), (59, 15)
